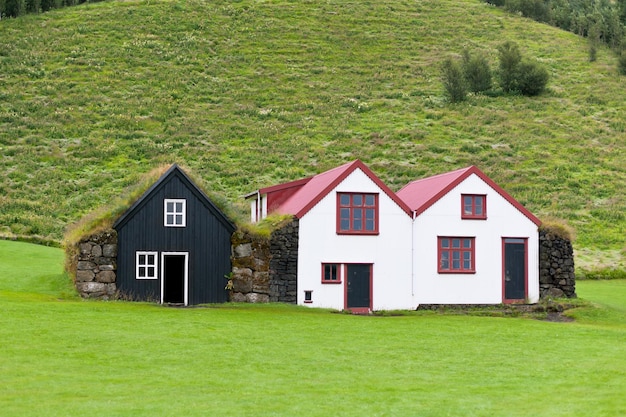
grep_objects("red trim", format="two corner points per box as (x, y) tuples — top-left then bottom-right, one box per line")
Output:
(343, 264), (373, 313)
(321, 263), (342, 284)
(294, 160), (413, 219)
(437, 237), (476, 274)
(502, 237), (528, 303)
(336, 193), (379, 235)
(399, 166), (541, 226)
(461, 194), (487, 220)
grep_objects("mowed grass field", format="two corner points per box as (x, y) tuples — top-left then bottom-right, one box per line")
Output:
(0, 240), (624, 416)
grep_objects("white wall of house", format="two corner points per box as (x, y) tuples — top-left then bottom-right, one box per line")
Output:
(296, 169), (415, 310)
(411, 174), (539, 305)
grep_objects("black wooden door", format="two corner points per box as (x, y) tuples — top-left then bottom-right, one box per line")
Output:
(504, 239), (526, 301)
(347, 264), (371, 309)
(163, 254), (186, 304)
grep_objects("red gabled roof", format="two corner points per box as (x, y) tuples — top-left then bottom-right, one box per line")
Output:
(397, 165), (541, 226)
(272, 160), (413, 219)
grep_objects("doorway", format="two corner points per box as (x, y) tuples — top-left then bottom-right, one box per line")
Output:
(161, 252), (188, 305)
(345, 264), (372, 313)
(503, 238), (527, 302)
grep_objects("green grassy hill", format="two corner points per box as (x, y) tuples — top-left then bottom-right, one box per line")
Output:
(0, 0), (624, 270)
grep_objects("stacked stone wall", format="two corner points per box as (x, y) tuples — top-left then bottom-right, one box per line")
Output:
(74, 229), (118, 299)
(268, 219), (298, 303)
(539, 230), (576, 298)
(230, 218), (299, 304)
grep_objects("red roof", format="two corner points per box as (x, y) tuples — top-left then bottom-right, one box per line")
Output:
(397, 165), (541, 226)
(263, 160), (413, 219)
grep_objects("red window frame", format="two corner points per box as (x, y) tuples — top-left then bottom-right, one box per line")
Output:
(438, 237), (476, 274)
(336, 193), (379, 235)
(461, 194), (486, 219)
(321, 263), (342, 284)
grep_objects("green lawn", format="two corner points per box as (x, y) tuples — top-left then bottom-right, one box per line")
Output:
(0, 240), (624, 416)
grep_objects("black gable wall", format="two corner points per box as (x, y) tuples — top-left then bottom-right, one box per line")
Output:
(115, 169), (234, 305)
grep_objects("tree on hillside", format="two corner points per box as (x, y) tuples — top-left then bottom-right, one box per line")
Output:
(497, 41), (522, 93)
(462, 49), (492, 93)
(441, 57), (468, 103)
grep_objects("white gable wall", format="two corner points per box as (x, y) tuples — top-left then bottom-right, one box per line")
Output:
(412, 174), (539, 305)
(297, 168), (415, 310)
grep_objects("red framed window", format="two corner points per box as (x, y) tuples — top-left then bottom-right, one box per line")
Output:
(438, 237), (475, 273)
(337, 193), (379, 234)
(461, 194), (486, 219)
(322, 263), (341, 284)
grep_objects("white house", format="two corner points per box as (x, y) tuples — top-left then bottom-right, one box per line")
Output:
(397, 165), (541, 305)
(247, 160), (415, 312)
(247, 161), (541, 311)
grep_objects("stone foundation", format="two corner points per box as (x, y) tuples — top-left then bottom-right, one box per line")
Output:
(73, 229), (118, 299)
(269, 219), (298, 303)
(539, 229), (576, 298)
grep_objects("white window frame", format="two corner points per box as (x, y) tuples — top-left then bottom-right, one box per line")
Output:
(136, 251), (158, 280)
(164, 199), (186, 227)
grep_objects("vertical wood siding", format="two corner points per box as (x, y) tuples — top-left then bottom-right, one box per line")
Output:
(115, 170), (234, 305)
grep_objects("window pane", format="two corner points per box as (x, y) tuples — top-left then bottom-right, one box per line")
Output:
(340, 208), (350, 230)
(167, 202), (174, 212)
(452, 251), (460, 261)
(475, 198), (483, 215)
(441, 252), (449, 269)
(452, 238), (461, 248)
(147, 254), (154, 264)
(464, 196), (473, 214)
(148, 267), (155, 277)
(340, 194), (350, 206)
(175, 215), (183, 225)
(139, 254), (146, 264)
(365, 208), (375, 231)
(139, 267), (146, 277)
(452, 259), (460, 269)
(353, 208), (362, 230)
(353, 195), (363, 206)
(167, 214), (174, 225)
(175, 202), (183, 213)
(365, 194), (375, 206)
(463, 239), (472, 248)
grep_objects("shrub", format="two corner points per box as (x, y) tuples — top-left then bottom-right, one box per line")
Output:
(497, 41), (522, 93)
(441, 57), (467, 102)
(516, 60), (549, 96)
(462, 49), (493, 93)
(619, 50), (626, 75)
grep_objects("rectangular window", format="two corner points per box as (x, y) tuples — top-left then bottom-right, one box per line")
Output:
(461, 194), (486, 219)
(438, 237), (475, 273)
(164, 199), (186, 227)
(337, 193), (378, 234)
(322, 263), (341, 284)
(304, 290), (313, 303)
(136, 251), (158, 279)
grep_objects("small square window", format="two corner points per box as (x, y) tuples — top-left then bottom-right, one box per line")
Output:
(136, 251), (158, 280)
(461, 195), (487, 220)
(304, 290), (313, 303)
(164, 199), (186, 227)
(322, 263), (342, 284)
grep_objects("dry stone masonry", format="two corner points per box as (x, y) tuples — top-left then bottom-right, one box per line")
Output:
(539, 229), (576, 298)
(230, 218), (299, 304)
(74, 229), (118, 299)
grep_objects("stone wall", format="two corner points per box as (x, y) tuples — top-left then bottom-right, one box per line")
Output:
(539, 229), (576, 298)
(268, 219), (298, 303)
(74, 229), (118, 299)
(230, 218), (299, 304)
(230, 230), (271, 303)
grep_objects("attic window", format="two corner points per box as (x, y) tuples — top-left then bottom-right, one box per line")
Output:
(461, 194), (486, 220)
(337, 193), (379, 235)
(164, 199), (186, 227)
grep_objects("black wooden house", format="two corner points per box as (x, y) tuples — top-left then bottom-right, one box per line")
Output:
(113, 164), (236, 305)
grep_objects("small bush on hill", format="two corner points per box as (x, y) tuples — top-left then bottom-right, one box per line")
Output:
(462, 49), (493, 93)
(497, 41), (523, 93)
(441, 57), (467, 102)
(516, 61), (549, 96)
(497, 41), (549, 95)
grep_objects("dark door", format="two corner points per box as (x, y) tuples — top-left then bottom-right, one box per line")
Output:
(346, 264), (371, 311)
(163, 254), (186, 304)
(504, 239), (526, 301)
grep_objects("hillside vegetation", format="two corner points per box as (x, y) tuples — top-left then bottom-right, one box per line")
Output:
(0, 0), (624, 269)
